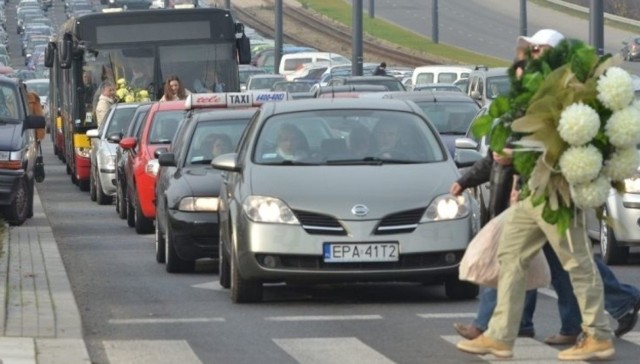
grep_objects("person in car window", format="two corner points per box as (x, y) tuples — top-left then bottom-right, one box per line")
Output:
(210, 133), (233, 159)
(82, 70), (97, 110)
(193, 68), (225, 93)
(275, 124), (309, 161)
(372, 120), (404, 158)
(160, 75), (190, 101)
(349, 125), (372, 158)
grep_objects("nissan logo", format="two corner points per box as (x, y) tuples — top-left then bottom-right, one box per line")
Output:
(351, 204), (369, 217)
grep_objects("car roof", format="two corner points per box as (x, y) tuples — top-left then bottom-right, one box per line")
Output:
(153, 100), (187, 111)
(192, 108), (257, 122)
(470, 67), (508, 76)
(384, 91), (476, 102)
(260, 98), (420, 115)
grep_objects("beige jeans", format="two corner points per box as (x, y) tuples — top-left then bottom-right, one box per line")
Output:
(484, 197), (611, 346)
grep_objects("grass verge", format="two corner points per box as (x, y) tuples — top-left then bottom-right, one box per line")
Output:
(297, 0), (509, 67)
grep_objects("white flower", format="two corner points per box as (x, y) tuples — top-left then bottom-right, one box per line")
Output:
(597, 67), (635, 111)
(603, 147), (640, 181)
(605, 106), (640, 148)
(559, 145), (603, 184)
(557, 102), (600, 146)
(572, 175), (611, 208)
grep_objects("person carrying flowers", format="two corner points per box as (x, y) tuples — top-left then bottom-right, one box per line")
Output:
(457, 29), (640, 361)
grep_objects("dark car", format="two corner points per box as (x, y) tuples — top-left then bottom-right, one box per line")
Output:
(114, 103), (152, 221)
(328, 75), (407, 92)
(155, 109), (255, 272)
(362, 91), (480, 157)
(621, 37), (640, 61)
(0, 77), (46, 225)
(103, 0), (151, 10)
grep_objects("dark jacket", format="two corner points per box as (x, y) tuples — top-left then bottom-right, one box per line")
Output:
(457, 150), (514, 223)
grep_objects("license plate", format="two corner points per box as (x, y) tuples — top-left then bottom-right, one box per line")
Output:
(323, 242), (399, 263)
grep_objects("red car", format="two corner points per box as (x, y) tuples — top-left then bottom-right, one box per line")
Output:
(119, 101), (187, 234)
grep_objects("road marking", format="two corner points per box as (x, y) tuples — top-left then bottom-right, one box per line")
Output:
(108, 317), (225, 324)
(441, 335), (587, 363)
(191, 280), (224, 291)
(622, 331), (640, 345)
(0, 337), (35, 363)
(539, 287), (558, 299)
(104, 340), (203, 364)
(265, 315), (383, 322)
(417, 313), (476, 319)
(274, 337), (395, 364)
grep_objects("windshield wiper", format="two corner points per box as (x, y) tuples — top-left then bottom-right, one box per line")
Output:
(439, 131), (466, 135)
(326, 157), (414, 165)
(150, 139), (172, 144)
(269, 160), (320, 165)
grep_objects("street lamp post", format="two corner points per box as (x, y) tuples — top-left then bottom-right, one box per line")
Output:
(369, 0), (375, 18)
(275, 0), (283, 74)
(519, 0), (527, 36)
(353, 0), (363, 76)
(432, 0), (439, 44)
(590, 0), (604, 55)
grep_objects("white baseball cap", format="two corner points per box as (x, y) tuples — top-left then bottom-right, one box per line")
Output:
(517, 29), (565, 49)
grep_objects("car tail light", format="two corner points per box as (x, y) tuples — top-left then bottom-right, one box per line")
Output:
(0, 160), (22, 170)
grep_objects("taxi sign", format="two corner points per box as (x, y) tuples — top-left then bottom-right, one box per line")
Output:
(184, 91), (289, 110)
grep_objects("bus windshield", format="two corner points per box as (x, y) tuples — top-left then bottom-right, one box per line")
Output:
(83, 43), (238, 106)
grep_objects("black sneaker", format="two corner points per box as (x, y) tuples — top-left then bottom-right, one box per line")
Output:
(615, 298), (640, 337)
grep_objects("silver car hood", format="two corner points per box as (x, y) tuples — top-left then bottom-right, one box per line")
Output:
(249, 162), (460, 220)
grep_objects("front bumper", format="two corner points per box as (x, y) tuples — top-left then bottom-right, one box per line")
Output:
(233, 216), (472, 283)
(168, 210), (219, 261)
(75, 155), (90, 182)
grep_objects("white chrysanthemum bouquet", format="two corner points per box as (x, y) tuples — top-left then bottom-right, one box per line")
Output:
(471, 39), (640, 233)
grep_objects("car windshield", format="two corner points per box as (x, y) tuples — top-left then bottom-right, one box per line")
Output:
(148, 110), (186, 144)
(415, 101), (479, 135)
(486, 75), (510, 99)
(186, 118), (251, 165)
(254, 109), (445, 165)
(106, 108), (137, 136)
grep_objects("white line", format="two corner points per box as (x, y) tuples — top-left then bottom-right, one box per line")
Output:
(274, 337), (396, 364)
(265, 315), (383, 322)
(108, 317), (225, 324)
(104, 340), (203, 364)
(417, 313), (477, 319)
(621, 331), (640, 345)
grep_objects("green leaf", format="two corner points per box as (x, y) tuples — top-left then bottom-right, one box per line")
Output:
(488, 96), (510, 118)
(489, 122), (510, 152)
(471, 114), (493, 138)
(542, 202), (560, 224)
(556, 206), (574, 235)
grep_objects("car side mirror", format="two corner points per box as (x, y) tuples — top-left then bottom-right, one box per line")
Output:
(154, 147), (168, 159)
(211, 153), (240, 172)
(86, 129), (99, 138)
(119, 137), (137, 150)
(158, 152), (176, 167)
(107, 132), (123, 144)
(470, 90), (482, 100)
(454, 148), (483, 168)
(455, 137), (479, 150)
(25, 115), (46, 129)
(44, 42), (56, 68)
(60, 33), (73, 69)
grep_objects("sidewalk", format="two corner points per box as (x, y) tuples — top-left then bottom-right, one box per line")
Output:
(0, 188), (90, 363)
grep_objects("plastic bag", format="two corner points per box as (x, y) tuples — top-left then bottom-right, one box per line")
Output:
(459, 211), (550, 289)
(35, 143), (45, 183)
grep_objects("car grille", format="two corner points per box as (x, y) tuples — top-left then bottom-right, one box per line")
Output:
(256, 251), (464, 270)
(293, 210), (346, 236)
(375, 207), (426, 235)
(292, 207), (427, 236)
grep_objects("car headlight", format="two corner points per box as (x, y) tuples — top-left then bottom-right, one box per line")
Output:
(179, 197), (219, 212)
(75, 147), (90, 158)
(625, 176), (640, 194)
(145, 159), (159, 176)
(242, 196), (300, 224)
(421, 193), (470, 222)
(98, 151), (116, 170)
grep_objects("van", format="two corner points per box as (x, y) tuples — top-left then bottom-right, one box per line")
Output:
(411, 65), (472, 87)
(0, 77), (46, 225)
(278, 52), (350, 76)
(466, 67), (509, 106)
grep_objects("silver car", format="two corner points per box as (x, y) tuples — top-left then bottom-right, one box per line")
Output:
(87, 103), (140, 205)
(586, 147), (640, 265)
(213, 98), (482, 303)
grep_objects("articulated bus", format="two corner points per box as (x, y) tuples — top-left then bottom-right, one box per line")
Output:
(45, 8), (251, 191)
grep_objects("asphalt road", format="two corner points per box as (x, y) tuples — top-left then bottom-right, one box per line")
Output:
(352, 0), (640, 75)
(9, 1), (640, 363)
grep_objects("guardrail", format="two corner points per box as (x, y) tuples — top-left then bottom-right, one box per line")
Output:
(546, 0), (640, 27)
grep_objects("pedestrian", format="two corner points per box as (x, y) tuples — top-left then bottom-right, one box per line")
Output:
(27, 91), (45, 143)
(456, 29), (617, 361)
(95, 81), (115, 127)
(160, 75), (190, 101)
(373, 62), (387, 76)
